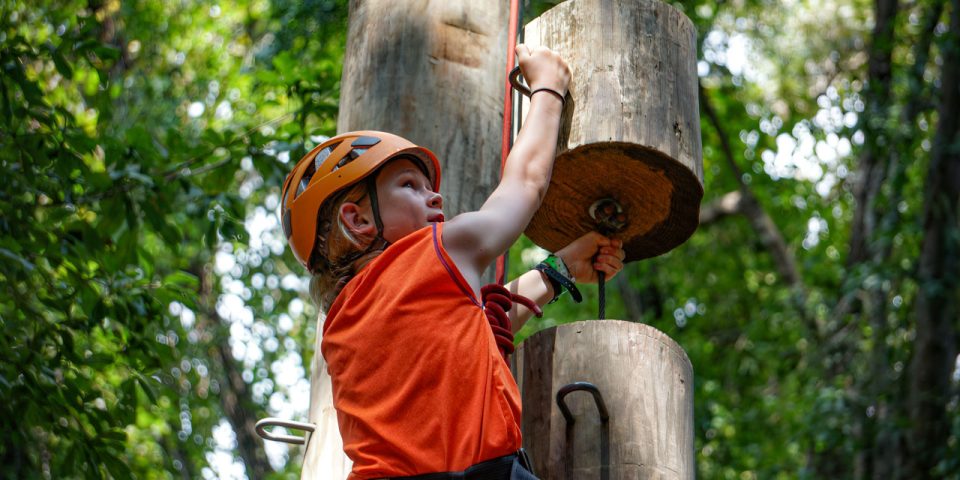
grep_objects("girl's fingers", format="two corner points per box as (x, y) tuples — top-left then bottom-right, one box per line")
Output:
(593, 255), (623, 277)
(593, 263), (619, 278)
(599, 246), (625, 260)
(515, 44), (531, 60)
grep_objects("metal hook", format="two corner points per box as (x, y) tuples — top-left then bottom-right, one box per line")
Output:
(255, 418), (316, 445)
(557, 382), (610, 424)
(509, 66), (533, 97)
(588, 198), (627, 320)
(588, 198), (627, 235)
(556, 382), (610, 480)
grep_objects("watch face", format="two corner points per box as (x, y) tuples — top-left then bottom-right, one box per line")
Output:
(549, 255), (571, 280)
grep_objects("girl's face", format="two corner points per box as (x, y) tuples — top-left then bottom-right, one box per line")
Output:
(374, 158), (444, 243)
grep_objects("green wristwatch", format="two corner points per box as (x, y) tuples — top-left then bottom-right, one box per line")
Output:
(535, 254), (582, 304)
(542, 254), (574, 283)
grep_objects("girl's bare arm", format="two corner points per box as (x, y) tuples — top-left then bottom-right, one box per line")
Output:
(443, 45), (571, 292)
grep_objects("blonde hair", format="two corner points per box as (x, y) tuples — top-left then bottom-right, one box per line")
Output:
(307, 182), (385, 312)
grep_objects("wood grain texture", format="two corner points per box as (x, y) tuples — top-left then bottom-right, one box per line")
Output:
(520, 0), (704, 261)
(518, 321), (694, 479)
(336, 0), (508, 216)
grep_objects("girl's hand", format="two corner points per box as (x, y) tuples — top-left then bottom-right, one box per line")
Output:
(554, 232), (625, 284)
(516, 44), (571, 96)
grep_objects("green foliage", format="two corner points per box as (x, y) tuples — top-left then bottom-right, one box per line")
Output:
(522, 0), (957, 478)
(1, 0), (346, 477)
(2, 0), (956, 478)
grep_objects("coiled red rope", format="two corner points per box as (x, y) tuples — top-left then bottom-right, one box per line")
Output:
(481, 284), (542, 361)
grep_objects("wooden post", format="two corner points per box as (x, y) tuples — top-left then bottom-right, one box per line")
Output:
(302, 1), (508, 477)
(517, 321), (694, 479)
(519, 0), (703, 262)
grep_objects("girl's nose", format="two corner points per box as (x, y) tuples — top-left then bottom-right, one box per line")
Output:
(428, 191), (443, 209)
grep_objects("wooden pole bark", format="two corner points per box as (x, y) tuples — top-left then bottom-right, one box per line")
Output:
(517, 321), (694, 479)
(336, 0), (508, 216)
(301, 311), (351, 477)
(301, 1), (508, 477)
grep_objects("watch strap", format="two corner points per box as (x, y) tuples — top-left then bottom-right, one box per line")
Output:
(535, 261), (583, 304)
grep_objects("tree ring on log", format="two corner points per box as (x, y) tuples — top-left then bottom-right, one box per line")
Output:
(525, 142), (703, 262)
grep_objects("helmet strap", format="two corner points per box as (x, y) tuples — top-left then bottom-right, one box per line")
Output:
(364, 175), (391, 251)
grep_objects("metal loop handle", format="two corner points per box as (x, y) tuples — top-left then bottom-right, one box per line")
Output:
(556, 382), (610, 480)
(255, 418), (316, 445)
(556, 382), (610, 425)
(509, 66), (532, 97)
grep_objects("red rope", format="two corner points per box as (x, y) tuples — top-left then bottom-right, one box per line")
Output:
(496, 0), (521, 286)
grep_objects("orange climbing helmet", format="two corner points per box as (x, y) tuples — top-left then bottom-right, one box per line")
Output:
(280, 131), (441, 270)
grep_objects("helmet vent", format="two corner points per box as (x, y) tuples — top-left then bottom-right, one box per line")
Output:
(297, 177), (311, 196)
(282, 210), (293, 239)
(313, 144), (337, 171)
(334, 147), (368, 170)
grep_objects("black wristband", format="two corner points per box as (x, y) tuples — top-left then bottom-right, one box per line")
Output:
(536, 265), (564, 303)
(531, 87), (566, 105)
(535, 262), (583, 304)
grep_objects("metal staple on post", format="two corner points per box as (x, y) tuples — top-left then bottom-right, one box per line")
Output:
(254, 418), (316, 445)
(556, 382), (611, 480)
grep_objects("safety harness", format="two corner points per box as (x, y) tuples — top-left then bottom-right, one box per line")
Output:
(393, 450), (536, 480)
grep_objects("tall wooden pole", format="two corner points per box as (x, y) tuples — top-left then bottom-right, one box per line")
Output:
(302, 1), (508, 477)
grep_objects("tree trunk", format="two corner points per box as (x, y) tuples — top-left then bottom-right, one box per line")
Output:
(905, 2), (960, 477)
(214, 339), (273, 479)
(196, 266), (274, 479)
(846, 0), (897, 268)
(302, 1), (509, 477)
(517, 321), (695, 479)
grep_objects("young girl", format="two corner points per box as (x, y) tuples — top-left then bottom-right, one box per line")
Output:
(281, 45), (625, 479)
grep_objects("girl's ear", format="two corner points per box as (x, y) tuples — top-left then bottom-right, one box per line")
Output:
(339, 202), (376, 238)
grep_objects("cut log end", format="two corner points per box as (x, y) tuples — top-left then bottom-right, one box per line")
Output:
(525, 143), (704, 262)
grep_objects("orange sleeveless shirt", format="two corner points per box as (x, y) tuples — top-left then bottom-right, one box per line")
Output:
(321, 223), (523, 478)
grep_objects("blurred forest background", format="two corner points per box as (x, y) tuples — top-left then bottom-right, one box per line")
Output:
(1, 0), (958, 478)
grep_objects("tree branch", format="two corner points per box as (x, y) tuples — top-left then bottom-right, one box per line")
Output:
(161, 112), (292, 182)
(699, 190), (743, 226)
(699, 85), (805, 292)
(193, 264), (274, 479)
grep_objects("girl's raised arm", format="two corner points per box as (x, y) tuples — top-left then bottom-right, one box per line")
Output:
(443, 45), (570, 292)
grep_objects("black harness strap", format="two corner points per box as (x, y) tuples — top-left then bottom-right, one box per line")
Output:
(390, 450), (536, 480)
